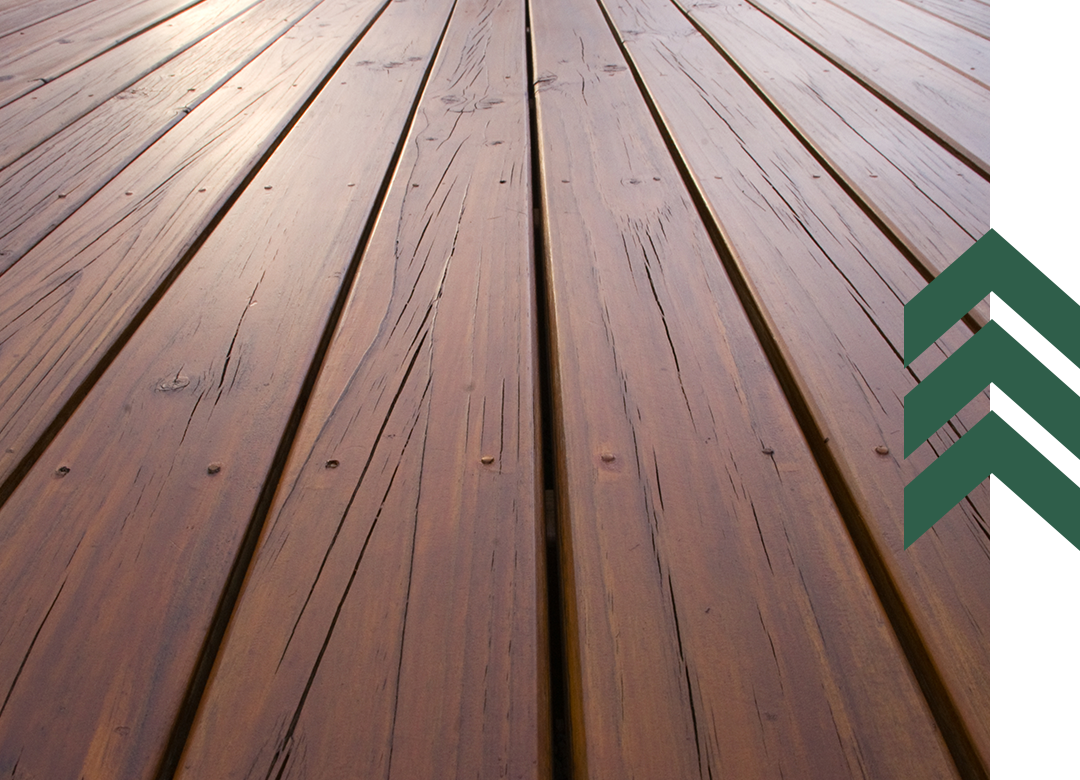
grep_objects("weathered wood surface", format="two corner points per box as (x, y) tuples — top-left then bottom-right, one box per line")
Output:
(743, 0), (989, 174)
(0, 0), (99, 38)
(0, 0), (266, 168)
(895, 0), (989, 39)
(0, 0), (992, 775)
(0, 0), (450, 776)
(603, 0), (988, 770)
(178, 1), (548, 777)
(681, 0), (989, 288)
(531, 0), (962, 777)
(0, 0), (390, 495)
(0, 0), (204, 108)
(0, 0), (320, 262)
(820, 0), (988, 86)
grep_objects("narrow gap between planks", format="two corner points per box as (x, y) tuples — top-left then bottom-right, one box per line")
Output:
(150, 0), (463, 775)
(666, 0), (986, 331)
(524, 0), (574, 774)
(590, 0), (987, 777)
(740, 0), (988, 180)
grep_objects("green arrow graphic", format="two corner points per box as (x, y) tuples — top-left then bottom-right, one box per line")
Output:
(905, 413), (1080, 547)
(905, 229), (1080, 367)
(904, 230), (1080, 548)
(905, 321), (1080, 459)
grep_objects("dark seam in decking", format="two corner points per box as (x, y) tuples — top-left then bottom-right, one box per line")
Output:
(589, 0), (987, 777)
(146, 0), (454, 775)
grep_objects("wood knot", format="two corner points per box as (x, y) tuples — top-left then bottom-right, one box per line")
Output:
(158, 375), (190, 392)
(55, 465), (70, 477)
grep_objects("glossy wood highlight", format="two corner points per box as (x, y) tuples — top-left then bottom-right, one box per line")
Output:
(0, 1), (450, 776)
(602, 0), (988, 767)
(532, 0), (961, 775)
(0, 0), (389, 492)
(178, 0), (547, 775)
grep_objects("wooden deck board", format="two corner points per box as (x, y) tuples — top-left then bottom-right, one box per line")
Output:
(0, 0), (320, 261)
(0, 0), (100, 38)
(177, 0), (546, 775)
(602, 0), (988, 769)
(0, 0), (267, 169)
(0, 0), (389, 494)
(679, 0), (989, 286)
(531, 0), (965, 776)
(0, 0), (991, 775)
(0, 1), (450, 775)
(743, 0), (989, 174)
(820, 0), (988, 86)
(895, 0), (989, 39)
(0, 0), (205, 108)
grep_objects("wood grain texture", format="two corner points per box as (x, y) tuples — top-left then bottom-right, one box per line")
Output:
(603, 0), (988, 768)
(178, 1), (548, 777)
(531, 0), (959, 777)
(0, 0), (266, 168)
(0, 0), (204, 108)
(0, 0), (320, 263)
(0, 0), (99, 38)
(0, 0), (390, 494)
(681, 0), (989, 285)
(819, 0), (988, 86)
(0, 1), (449, 776)
(744, 0), (989, 174)
(895, 0), (989, 39)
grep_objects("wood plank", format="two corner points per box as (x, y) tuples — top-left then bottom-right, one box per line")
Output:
(531, 0), (961, 777)
(740, 0), (989, 174)
(177, 0), (546, 777)
(0, 1), (451, 776)
(603, 0), (988, 770)
(819, 0), (988, 86)
(0, 0), (99, 38)
(0, 0), (320, 263)
(0, 0), (391, 495)
(680, 0), (989, 292)
(895, 0), (989, 39)
(0, 0), (202, 108)
(0, 0), (266, 168)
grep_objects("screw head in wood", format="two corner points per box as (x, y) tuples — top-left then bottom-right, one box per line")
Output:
(481, 455), (495, 465)
(875, 445), (890, 455)
(207, 462), (223, 475)
(601, 452), (616, 462)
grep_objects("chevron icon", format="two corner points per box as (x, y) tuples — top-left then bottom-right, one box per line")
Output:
(904, 229), (1080, 548)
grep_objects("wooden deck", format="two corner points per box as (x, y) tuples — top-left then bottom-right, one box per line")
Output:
(0, 0), (989, 777)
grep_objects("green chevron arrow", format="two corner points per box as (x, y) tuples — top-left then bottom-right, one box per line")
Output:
(905, 320), (1080, 459)
(904, 229), (1080, 548)
(905, 228), (1080, 367)
(905, 413), (1080, 547)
